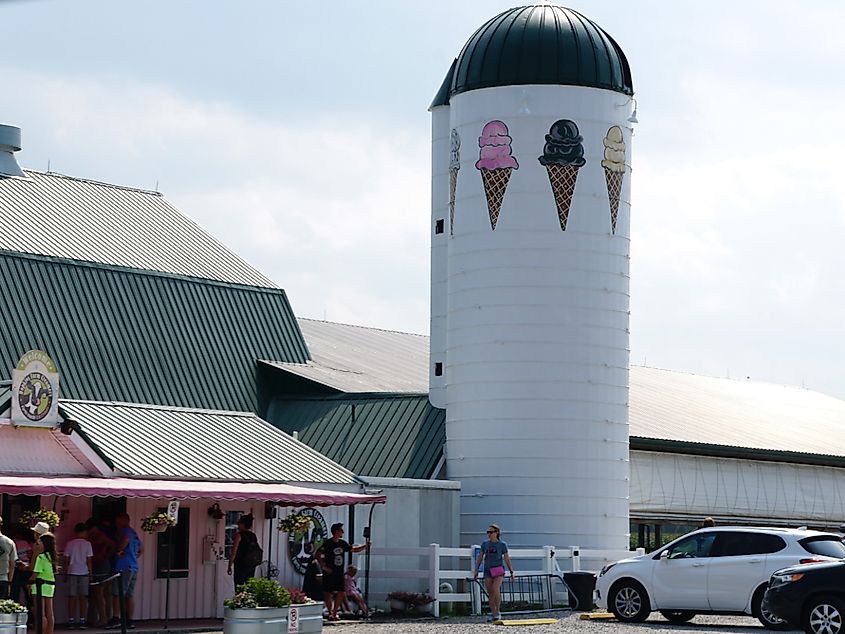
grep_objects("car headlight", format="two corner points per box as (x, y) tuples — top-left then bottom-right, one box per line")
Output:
(771, 572), (804, 587)
(599, 563), (616, 577)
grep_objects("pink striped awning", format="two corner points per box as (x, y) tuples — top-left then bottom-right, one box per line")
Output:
(0, 475), (386, 506)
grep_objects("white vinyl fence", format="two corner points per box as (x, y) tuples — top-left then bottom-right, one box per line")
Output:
(357, 544), (645, 617)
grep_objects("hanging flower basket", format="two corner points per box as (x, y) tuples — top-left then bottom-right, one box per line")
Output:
(278, 514), (313, 534)
(140, 512), (176, 534)
(20, 508), (60, 530)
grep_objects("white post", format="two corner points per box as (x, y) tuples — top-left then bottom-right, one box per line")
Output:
(471, 544), (481, 615)
(542, 546), (554, 609)
(430, 543), (441, 618)
(636, 547), (645, 556)
(570, 546), (581, 572)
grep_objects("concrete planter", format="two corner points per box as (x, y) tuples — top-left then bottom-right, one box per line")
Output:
(0, 612), (27, 634)
(223, 602), (322, 634)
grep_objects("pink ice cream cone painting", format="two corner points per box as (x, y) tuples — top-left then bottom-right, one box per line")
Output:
(601, 126), (626, 234)
(449, 129), (460, 236)
(476, 120), (519, 230)
(538, 119), (585, 231)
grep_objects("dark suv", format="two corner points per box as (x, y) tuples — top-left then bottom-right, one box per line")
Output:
(765, 560), (845, 634)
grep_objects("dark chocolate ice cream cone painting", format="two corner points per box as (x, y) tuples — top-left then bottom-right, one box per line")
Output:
(538, 119), (585, 231)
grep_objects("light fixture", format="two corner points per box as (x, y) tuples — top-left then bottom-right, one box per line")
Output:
(627, 98), (639, 124)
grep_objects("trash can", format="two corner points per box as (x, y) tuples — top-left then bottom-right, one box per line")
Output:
(563, 571), (596, 611)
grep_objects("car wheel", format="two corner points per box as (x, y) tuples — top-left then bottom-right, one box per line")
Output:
(609, 579), (651, 623)
(804, 595), (845, 634)
(659, 610), (695, 623)
(753, 587), (791, 630)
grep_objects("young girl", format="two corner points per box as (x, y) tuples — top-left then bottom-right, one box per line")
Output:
(343, 565), (368, 617)
(29, 532), (57, 634)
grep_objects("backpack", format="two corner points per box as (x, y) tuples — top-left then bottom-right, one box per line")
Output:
(241, 534), (263, 568)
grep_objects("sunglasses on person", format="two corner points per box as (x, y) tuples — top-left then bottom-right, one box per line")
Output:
(486, 530), (496, 534)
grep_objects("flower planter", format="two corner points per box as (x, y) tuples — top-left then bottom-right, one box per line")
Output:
(388, 598), (407, 613)
(0, 612), (27, 634)
(415, 602), (434, 615)
(153, 524), (168, 533)
(223, 602), (322, 634)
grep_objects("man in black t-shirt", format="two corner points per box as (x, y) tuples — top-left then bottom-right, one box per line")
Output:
(315, 523), (370, 621)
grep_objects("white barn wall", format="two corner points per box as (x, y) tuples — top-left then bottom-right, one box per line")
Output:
(631, 451), (845, 526)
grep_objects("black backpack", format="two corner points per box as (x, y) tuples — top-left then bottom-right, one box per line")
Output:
(241, 534), (263, 568)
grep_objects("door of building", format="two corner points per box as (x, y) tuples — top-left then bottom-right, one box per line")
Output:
(214, 509), (245, 617)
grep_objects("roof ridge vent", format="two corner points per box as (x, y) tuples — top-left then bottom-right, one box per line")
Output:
(0, 124), (24, 177)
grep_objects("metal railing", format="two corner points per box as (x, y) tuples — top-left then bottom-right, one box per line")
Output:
(469, 573), (574, 616)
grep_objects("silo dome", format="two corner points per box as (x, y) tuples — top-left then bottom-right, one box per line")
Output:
(431, 4), (633, 107)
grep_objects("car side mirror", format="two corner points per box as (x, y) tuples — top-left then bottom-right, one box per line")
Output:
(660, 550), (669, 561)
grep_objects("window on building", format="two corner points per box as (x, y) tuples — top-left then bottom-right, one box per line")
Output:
(434, 362), (443, 377)
(156, 507), (190, 579)
(1, 494), (41, 527)
(435, 219), (445, 234)
(224, 511), (244, 560)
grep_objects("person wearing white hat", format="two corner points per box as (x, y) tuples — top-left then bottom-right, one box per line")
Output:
(33, 522), (51, 537)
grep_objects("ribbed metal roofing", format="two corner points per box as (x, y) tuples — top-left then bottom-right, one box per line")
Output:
(266, 394), (445, 479)
(276, 320), (845, 468)
(264, 319), (429, 394)
(62, 399), (357, 485)
(0, 171), (277, 288)
(0, 381), (9, 417)
(0, 252), (309, 412)
(629, 366), (845, 464)
(432, 4), (633, 107)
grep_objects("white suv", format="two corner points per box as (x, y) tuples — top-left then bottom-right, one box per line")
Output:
(595, 527), (845, 628)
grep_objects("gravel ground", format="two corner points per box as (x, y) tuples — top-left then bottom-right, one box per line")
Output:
(330, 613), (796, 633)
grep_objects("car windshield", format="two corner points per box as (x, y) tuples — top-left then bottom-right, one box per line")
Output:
(799, 536), (845, 559)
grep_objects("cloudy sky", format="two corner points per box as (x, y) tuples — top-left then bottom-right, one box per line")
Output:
(3, 0), (844, 399)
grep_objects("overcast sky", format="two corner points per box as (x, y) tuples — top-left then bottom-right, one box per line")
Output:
(3, 0), (844, 399)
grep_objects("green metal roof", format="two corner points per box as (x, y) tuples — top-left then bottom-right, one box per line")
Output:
(0, 381), (10, 416)
(432, 4), (633, 108)
(0, 171), (277, 288)
(0, 252), (309, 412)
(265, 394), (445, 479)
(62, 399), (357, 485)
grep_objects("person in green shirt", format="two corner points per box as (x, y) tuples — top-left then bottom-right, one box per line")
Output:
(29, 532), (57, 634)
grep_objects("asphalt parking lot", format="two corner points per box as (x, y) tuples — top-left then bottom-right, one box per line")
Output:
(335, 612), (789, 633)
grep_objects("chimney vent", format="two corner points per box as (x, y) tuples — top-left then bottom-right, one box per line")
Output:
(0, 124), (24, 177)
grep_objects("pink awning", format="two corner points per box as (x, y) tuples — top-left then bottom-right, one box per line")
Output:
(0, 475), (386, 506)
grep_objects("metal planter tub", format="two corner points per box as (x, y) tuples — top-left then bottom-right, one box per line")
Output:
(224, 603), (323, 634)
(0, 612), (27, 634)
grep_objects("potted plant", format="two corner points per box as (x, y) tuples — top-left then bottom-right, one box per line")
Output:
(20, 508), (60, 530)
(278, 513), (313, 534)
(0, 599), (28, 633)
(140, 512), (176, 533)
(223, 577), (322, 634)
(386, 591), (436, 615)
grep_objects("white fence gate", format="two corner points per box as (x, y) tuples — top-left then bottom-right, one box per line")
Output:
(356, 544), (644, 617)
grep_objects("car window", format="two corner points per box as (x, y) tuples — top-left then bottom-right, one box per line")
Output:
(712, 532), (785, 557)
(800, 536), (845, 559)
(667, 533), (716, 559)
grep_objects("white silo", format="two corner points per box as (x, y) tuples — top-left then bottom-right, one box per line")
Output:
(429, 4), (635, 550)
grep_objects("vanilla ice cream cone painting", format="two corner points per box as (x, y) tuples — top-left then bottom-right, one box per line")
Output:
(538, 119), (585, 231)
(476, 120), (519, 230)
(601, 126), (626, 233)
(449, 129), (460, 236)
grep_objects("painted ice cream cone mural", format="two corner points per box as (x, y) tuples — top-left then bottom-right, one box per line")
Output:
(601, 125), (626, 233)
(476, 120), (519, 230)
(538, 119), (586, 231)
(449, 129), (460, 236)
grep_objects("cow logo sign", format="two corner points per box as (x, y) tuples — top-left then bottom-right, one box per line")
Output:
(11, 350), (60, 427)
(287, 508), (328, 575)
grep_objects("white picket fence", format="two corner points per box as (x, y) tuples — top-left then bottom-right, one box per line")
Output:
(356, 544), (645, 617)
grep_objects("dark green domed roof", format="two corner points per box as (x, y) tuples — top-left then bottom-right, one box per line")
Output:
(431, 4), (633, 107)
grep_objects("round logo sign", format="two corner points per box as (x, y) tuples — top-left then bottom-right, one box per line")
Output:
(17, 372), (53, 421)
(288, 508), (328, 575)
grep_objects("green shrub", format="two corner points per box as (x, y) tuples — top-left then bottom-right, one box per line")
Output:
(229, 578), (291, 608)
